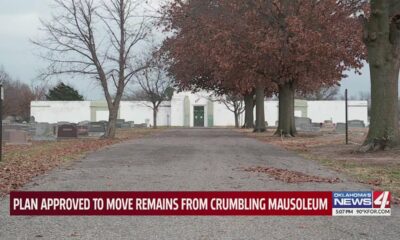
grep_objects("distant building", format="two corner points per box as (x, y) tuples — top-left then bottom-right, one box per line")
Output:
(30, 91), (369, 127)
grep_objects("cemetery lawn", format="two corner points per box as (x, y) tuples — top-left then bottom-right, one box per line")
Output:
(239, 129), (400, 204)
(0, 129), (160, 197)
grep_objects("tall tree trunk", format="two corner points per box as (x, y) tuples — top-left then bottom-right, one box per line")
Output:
(361, 0), (400, 151)
(243, 92), (254, 128)
(106, 104), (119, 138)
(275, 81), (297, 137)
(362, 60), (400, 150)
(234, 110), (240, 128)
(254, 81), (266, 132)
(153, 107), (158, 129)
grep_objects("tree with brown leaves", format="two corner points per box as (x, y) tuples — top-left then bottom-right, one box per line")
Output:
(160, 0), (275, 132)
(237, 0), (366, 137)
(161, 0), (365, 135)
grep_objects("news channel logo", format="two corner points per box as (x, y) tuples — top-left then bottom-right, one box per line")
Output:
(332, 191), (391, 216)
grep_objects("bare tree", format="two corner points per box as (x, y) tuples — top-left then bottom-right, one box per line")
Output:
(214, 93), (245, 128)
(0, 66), (8, 83)
(0, 67), (35, 121)
(30, 83), (49, 101)
(129, 57), (174, 128)
(33, 0), (151, 138)
(297, 86), (340, 100)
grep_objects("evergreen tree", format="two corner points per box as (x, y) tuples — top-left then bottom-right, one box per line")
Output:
(46, 82), (84, 101)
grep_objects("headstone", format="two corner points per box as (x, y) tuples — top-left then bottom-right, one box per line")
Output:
(145, 119), (150, 127)
(77, 125), (89, 137)
(51, 124), (58, 135)
(99, 121), (109, 128)
(348, 120), (365, 128)
(2, 129), (29, 145)
(312, 122), (322, 128)
(13, 116), (22, 122)
(78, 121), (90, 126)
(57, 124), (78, 139)
(323, 120), (335, 129)
(335, 123), (346, 133)
(116, 119), (125, 128)
(126, 121), (135, 128)
(295, 117), (312, 131)
(322, 120), (335, 132)
(28, 123), (37, 136)
(134, 123), (148, 128)
(77, 121), (90, 137)
(121, 123), (131, 129)
(4, 116), (17, 123)
(32, 123), (56, 141)
(3, 123), (30, 132)
(88, 122), (106, 137)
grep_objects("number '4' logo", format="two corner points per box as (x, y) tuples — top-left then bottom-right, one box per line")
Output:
(373, 192), (391, 209)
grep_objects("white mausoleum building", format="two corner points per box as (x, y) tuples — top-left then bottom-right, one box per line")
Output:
(31, 91), (369, 127)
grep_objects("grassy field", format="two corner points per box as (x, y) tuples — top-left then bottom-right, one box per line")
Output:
(239, 128), (400, 204)
(0, 128), (160, 197)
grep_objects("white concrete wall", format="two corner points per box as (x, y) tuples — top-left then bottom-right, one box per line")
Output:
(265, 101), (279, 126)
(96, 110), (109, 121)
(348, 102), (369, 125)
(158, 105), (171, 126)
(260, 100), (368, 127)
(31, 97), (369, 127)
(213, 102), (241, 127)
(170, 95), (184, 127)
(213, 101), (278, 127)
(120, 101), (171, 126)
(307, 101), (369, 125)
(31, 101), (91, 123)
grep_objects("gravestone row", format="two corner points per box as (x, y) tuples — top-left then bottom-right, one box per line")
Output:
(295, 117), (320, 132)
(335, 120), (366, 133)
(2, 118), (147, 144)
(88, 122), (106, 137)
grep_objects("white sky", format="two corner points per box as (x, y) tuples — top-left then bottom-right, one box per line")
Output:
(0, 0), (371, 100)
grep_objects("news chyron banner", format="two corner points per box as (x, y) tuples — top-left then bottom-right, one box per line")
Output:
(10, 191), (391, 217)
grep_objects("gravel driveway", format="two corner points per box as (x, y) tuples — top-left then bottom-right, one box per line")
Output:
(0, 128), (399, 239)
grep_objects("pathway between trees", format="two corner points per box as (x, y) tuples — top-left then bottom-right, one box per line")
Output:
(0, 129), (398, 239)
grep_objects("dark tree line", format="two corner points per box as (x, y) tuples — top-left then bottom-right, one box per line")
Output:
(0, 67), (45, 121)
(1, 67), (86, 121)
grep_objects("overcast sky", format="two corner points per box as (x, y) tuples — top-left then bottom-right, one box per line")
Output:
(0, 0), (372, 100)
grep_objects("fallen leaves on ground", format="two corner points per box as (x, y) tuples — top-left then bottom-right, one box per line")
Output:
(237, 128), (400, 205)
(0, 129), (159, 197)
(244, 166), (341, 184)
